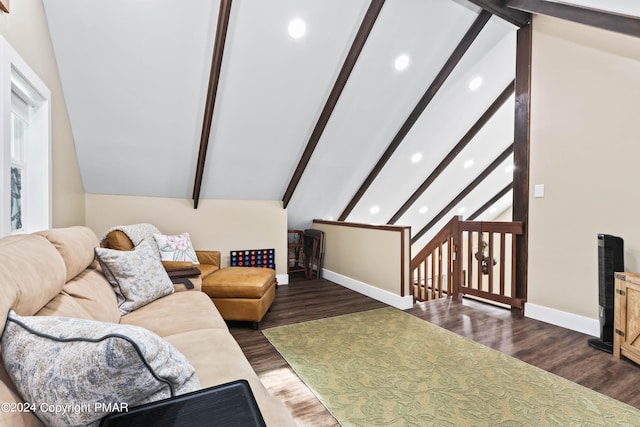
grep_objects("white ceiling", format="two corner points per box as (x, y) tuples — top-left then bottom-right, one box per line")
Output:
(551, 0), (640, 17)
(44, 0), (614, 246)
(43, 0), (217, 198)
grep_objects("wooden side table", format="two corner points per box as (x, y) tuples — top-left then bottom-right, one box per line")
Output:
(613, 272), (640, 364)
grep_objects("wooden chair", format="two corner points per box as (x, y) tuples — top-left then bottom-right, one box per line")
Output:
(287, 230), (305, 275)
(303, 229), (325, 280)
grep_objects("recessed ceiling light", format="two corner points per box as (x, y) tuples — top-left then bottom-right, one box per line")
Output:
(288, 18), (306, 39)
(394, 54), (410, 72)
(419, 206), (428, 214)
(458, 207), (466, 214)
(463, 159), (474, 169)
(411, 152), (423, 163)
(369, 205), (380, 215)
(469, 76), (483, 91)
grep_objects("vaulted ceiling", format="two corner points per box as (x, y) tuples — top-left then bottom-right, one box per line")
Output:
(42, 0), (639, 247)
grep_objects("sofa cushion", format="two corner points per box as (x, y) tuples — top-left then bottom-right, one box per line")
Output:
(163, 328), (296, 427)
(95, 241), (174, 315)
(0, 234), (66, 332)
(61, 264), (121, 323)
(105, 230), (134, 251)
(36, 226), (99, 282)
(0, 362), (41, 427)
(196, 262), (220, 279)
(35, 292), (94, 320)
(120, 291), (228, 337)
(154, 232), (199, 264)
(196, 250), (221, 268)
(1, 311), (200, 427)
(202, 267), (276, 298)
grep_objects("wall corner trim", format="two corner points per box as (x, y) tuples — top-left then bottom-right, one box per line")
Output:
(276, 274), (289, 286)
(323, 269), (413, 310)
(524, 302), (599, 337)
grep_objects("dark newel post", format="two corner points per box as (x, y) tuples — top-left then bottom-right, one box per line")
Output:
(513, 24), (532, 307)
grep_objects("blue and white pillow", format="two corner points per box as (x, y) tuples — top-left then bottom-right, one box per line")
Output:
(1, 310), (200, 427)
(95, 240), (174, 315)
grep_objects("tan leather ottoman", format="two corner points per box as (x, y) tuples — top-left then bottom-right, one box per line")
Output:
(201, 267), (276, 329)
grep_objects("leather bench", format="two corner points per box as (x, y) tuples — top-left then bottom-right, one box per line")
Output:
(202, 267), (276, 329)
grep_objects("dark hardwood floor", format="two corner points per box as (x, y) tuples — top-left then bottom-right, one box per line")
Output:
(228, 276), (640, 426)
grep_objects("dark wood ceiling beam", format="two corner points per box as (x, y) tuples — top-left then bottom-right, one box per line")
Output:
(282, 0), (386, 208)
(467, 182), (513, 221)
(338, 10), (492, 221)
(466, 0), (530, 27)
(411, 144), (514, 244)
(506, 0), (640, 38)
(192, 0), (233, 209)
(387, 79), (514, 225)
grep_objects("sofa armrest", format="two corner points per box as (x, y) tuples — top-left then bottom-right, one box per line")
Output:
(196, 250), (221, 268)
(162, 260), (197, 271)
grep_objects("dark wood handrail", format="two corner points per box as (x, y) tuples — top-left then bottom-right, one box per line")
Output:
(410, 216), (459, 271)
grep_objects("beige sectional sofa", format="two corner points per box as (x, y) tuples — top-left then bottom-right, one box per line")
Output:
(0, 226), (294, 426)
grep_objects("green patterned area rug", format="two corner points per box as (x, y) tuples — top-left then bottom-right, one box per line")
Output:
(263, 307), (640, 426)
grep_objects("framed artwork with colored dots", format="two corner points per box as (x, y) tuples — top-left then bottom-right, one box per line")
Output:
(230, 249), (275, 269)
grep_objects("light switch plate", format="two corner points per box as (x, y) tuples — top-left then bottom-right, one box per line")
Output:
(534, 184), (545, 198)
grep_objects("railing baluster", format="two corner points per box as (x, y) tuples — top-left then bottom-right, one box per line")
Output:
(448, 238), (452, 296)
(422, 254), (427, 301)
(431, 249), (436, 300)
(500, 233), (506, 296)
(476, 232), (482, 291)
(511, 236), (517, 299)
(488, 232), (494, 294)
(438, 243), (443, 299)
(409, 216), (524, 309)
(467, 231), (473, 288)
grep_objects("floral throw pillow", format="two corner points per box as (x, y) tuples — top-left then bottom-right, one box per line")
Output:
(1, 310), (200, 427)
(153, 232), (199, 264)
(95, 240), (174, 315)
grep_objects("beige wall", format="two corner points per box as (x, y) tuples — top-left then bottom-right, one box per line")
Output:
(0, 1), (85, 228)
(528, 16), (640, 319)
(85, 194), (288, 276)
(494, 206), (512, 222)
(311, 221), (411, 304)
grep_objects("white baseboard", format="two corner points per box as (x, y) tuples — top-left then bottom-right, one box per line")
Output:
(322, 269), (413, 310)
(276, 274), (289, 285)
(525, 303), (599, 337)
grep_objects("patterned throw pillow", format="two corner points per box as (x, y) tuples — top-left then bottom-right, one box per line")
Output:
(95, 240), (174, 315)
(1, 310), (200, 427)
(153, 232), (199, 264)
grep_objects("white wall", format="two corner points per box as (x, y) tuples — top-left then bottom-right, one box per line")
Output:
(527, 16), (640, 333)
(85, 195), (289, 279)
(0, 0), (85, 228)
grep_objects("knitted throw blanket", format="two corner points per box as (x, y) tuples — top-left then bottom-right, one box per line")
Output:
(101, 223), (162, 258)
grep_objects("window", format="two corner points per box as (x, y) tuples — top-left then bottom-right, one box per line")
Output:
(0, 36), (51, 236)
